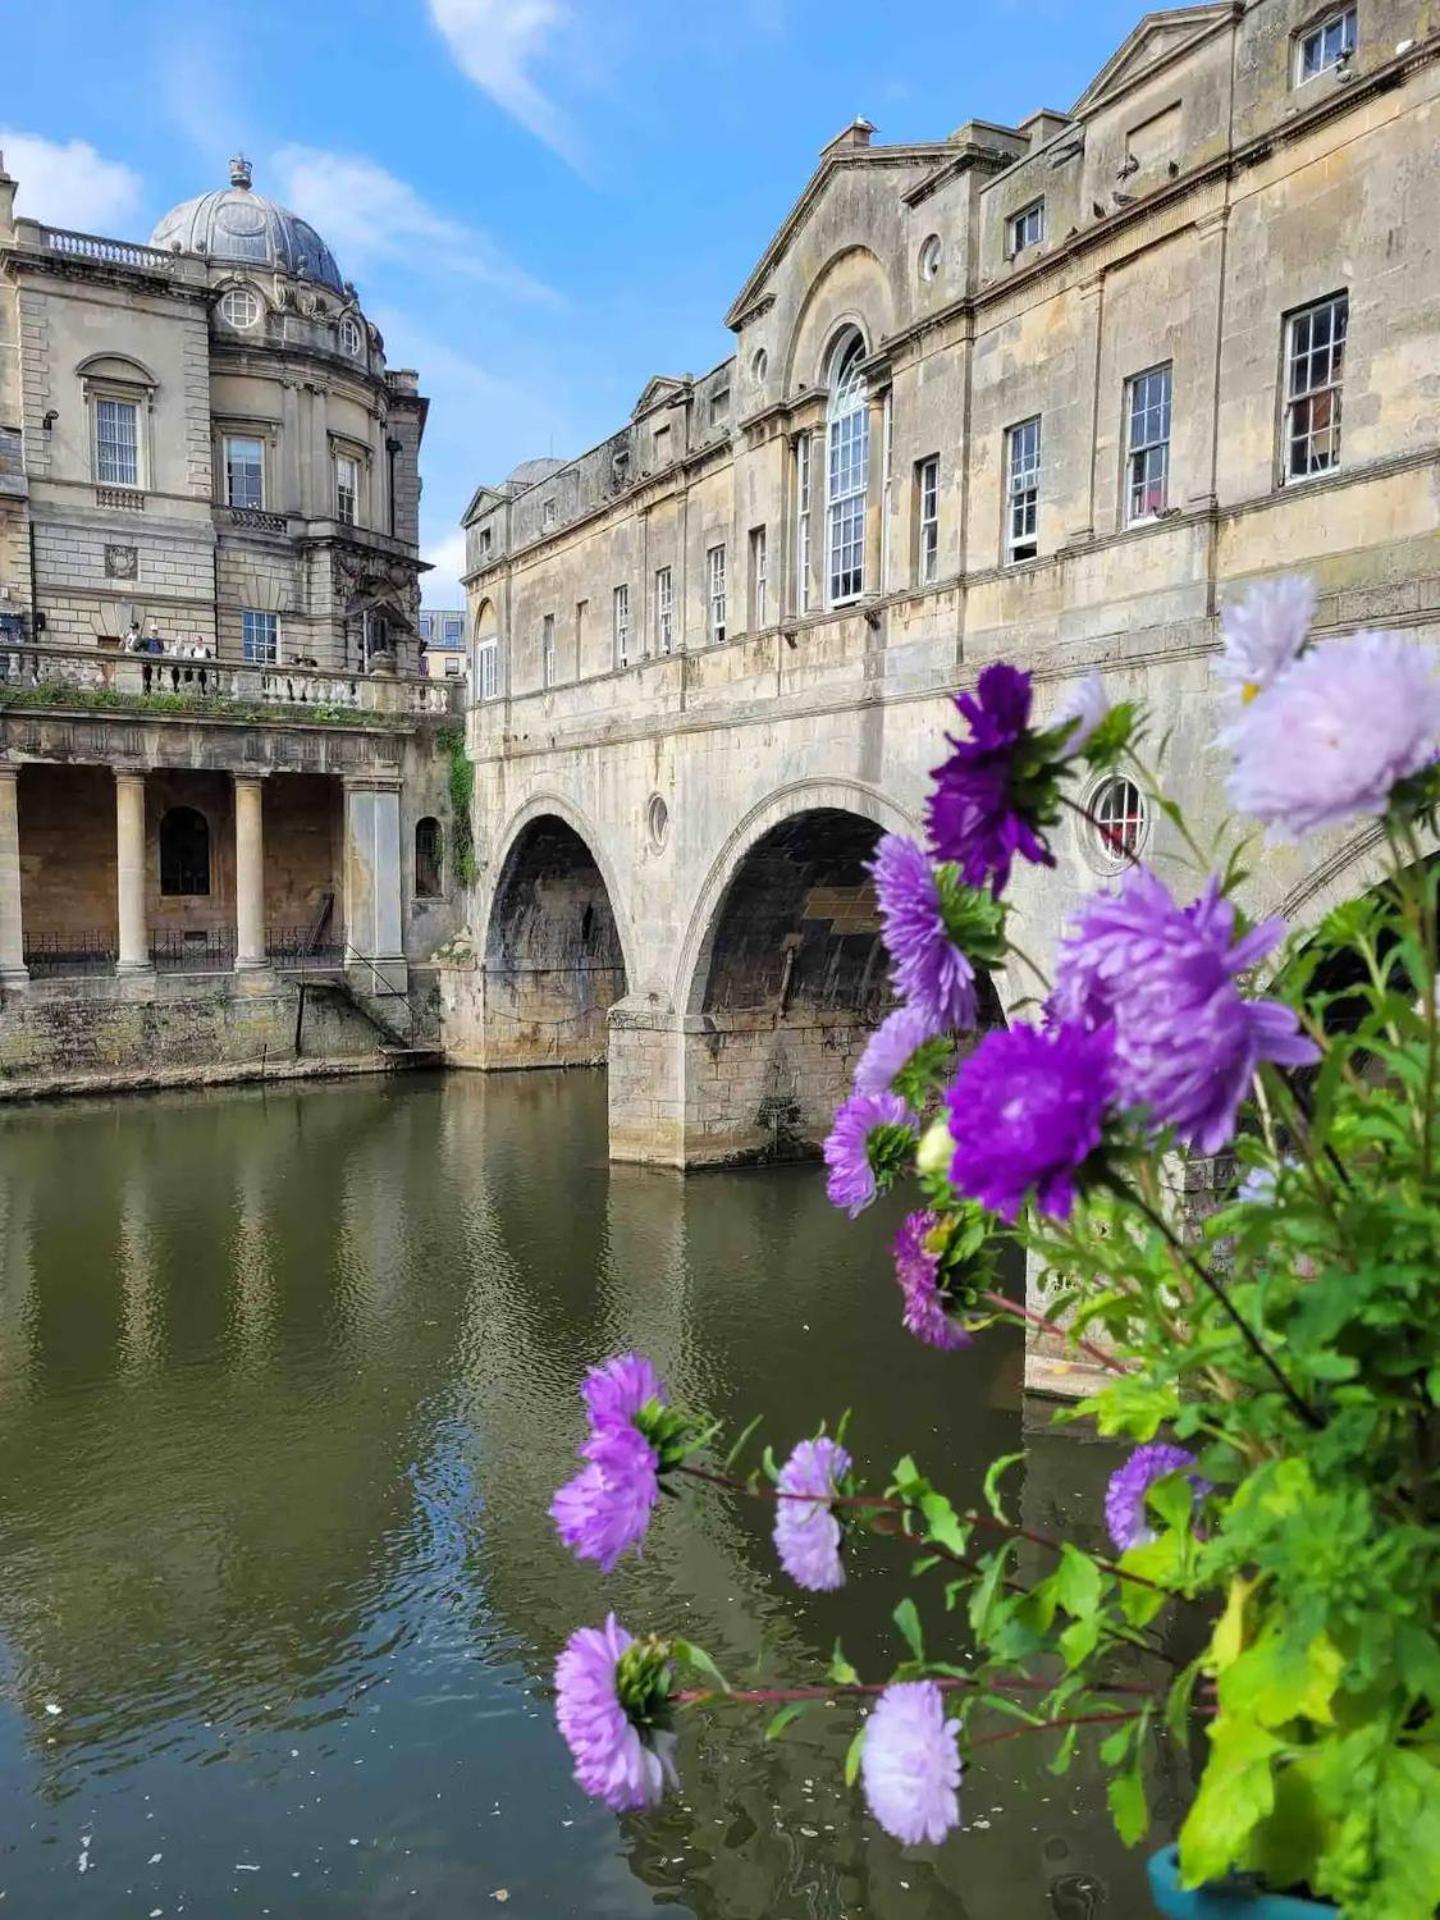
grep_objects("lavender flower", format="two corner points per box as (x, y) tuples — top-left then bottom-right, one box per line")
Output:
(824, 1090), (916, 1218)
(926, 664), (1056, 895)
(893, 1211), (973, 1352)
(773, 1436), (852, 1592)
(1217, 576), (1316, 702)
(581, 1352), (664, 1436)
(1053, 671), (1110, 753)
(945, 1021), (1114, 1222)
(1105, 1444), (1206, 1553)
(854, 1006), (940, 1099)
(870, 834), (979, 1031)
(554, 1615), (678, 1813)
(1222, 630), (1440, 841)
(861, 1680), (963, 1846)
(1053, 870), (1319, 1155)
(551, 1426), (661, 1573)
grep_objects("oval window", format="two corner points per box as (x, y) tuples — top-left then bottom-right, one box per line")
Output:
(647, 793), (669, 852)
(1085, 775), (1148, 869)
(918, 234), (943, 283)
(219, 287), (260, 329)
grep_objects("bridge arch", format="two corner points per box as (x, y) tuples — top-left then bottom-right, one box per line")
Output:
(482, 797), (631, 1071)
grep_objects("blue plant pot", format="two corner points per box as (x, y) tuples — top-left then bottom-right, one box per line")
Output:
(1148, 1847), (1333, 1916)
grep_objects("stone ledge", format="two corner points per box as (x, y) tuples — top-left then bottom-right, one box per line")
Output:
(1023, 1350), (1114, 1401)
(0, 1051), (418, 1105)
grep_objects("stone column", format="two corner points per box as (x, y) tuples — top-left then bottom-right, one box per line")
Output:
(342, 776), (407, 991)
(114, 770), (152, 977)
(233, 774), (267, 971)
(0, 764), (28, 987)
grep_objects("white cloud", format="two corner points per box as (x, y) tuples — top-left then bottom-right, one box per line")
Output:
(422, 530), (470, 608)
(426, 0), (576, 160)
(272, 146), (554, 302)
(0, 131), (142, 236)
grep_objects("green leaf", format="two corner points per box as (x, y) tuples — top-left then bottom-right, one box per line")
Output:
(844, 1725), (867, 1789)
(722, 1413), (764, 1473)
(893, 1597), (925, 1662)
(827, 1640), (859, 1687)
(1118, 1532), (1182, 1627)
(1053, 1544), (1103, 1621)
(1218, 1627), (1342, 1730)
(764, 1702), (812, 1741)
(672, 1640), (729, 1693)
(968, 1543), (1015, 1641)
(1109, 1761), (1150, 1848)
(1100, 1723), (1136, 1768)
(1058, 1614), (1103, 1670)
(982, 1452), (1025, 1523)
(1048, 1723), (1079, 1776)
(918, 1490), (971, 1559)
(1178, 1715), (1282, 1889)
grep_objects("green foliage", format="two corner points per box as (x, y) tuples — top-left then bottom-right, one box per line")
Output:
(0, 681), (409, 729)
(436, 727), (478, 886)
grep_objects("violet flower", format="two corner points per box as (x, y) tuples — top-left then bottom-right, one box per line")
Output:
(854, 1006), (941, 1099)
(861, 1680), (963, 1845)
(926, 664), (1056, 895)
(554, 1615), (678, 1812)
(870, 834), (979, 1031)
(823, 1090), (916, 1218)
(773, 1436), (851, 1592)
(1105, 1444), (1208, 1553)
(1216, 576), (1316, 703)
(552, 1352), (669, 1570)
(893, 1211), (973, 1352)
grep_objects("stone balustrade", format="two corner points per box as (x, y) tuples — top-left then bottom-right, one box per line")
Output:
(39, 227), (176, 273)
(0, 641), (463, 718)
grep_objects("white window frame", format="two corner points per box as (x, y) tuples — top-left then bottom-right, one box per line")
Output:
(1125, 365), (1172, 524)
(241, 609), (279, 664)
(334, 451), (359, 526)
(794, 433), (813, 614)
(219, 287), (261, 329)
(707, 544), (727, 645)
(224, 434), (266, 511)
(825, 331), (869, 607)
(339, 316), (363, 357)
(442, 616), (463, 645)
(1296, 5), (1356, 82)
(613, 584), (631, 669)
(443, 656), (462, 677)
(94, 395), (141, 489)
(1284, 293), (1348, 482)
(1005, 417), (1041, 564)
(655, 566), (674, 655)
(750, 526), (768, 629)
(542, 612), (557, 687)
(918, 456), (939, 585)
(476, 638), (500, 701)
(1010, 200), (1045, 257)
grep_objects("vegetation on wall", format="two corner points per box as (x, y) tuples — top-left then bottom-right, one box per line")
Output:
(437, 726), (477, 888)
(0, 683), (415, 731)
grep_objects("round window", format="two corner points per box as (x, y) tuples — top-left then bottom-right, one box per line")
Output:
(751, 346), (769, 382)
(218, 287), (260, 329)
(339, 315), (363, 357)
(1084, 775), (1148, 870)
(918, 234), (943, 282)
(647, 793), (669, 852)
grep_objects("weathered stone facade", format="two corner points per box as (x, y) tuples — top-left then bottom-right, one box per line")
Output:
(457, 0), (1440, 1168)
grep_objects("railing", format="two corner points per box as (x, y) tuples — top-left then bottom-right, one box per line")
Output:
(150, 926), (235, 972)
(22, 927), (349, 979)
(267, 927), (343, 970)
(227, 507), (288, 534)
(95, 486), (144, 511)
(22, 931), (117, 976)
(0, 641), (464, 717)
(41, 228), (175, 272)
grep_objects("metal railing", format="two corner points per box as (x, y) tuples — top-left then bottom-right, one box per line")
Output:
(22, 931), (117, 976)
(21, 927), (350, 978)
(41, 228), (175, 272)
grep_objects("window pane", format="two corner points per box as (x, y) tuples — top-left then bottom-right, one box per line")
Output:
(96, 399), (139, 486)
(241, 610), (278, 663)
(226, 437), (265, 510)
(1285, 294), (1348, 477)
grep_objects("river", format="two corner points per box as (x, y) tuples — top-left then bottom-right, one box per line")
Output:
(0, 1071), (1184, 1917)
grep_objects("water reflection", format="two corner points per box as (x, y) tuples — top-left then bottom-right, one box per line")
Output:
(0, 1072), (1184, 1915)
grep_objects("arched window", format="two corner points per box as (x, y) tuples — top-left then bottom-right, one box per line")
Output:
(415, 816), (444, 898)
(825, 330), (869, 606)
(159, 807), (210, 896)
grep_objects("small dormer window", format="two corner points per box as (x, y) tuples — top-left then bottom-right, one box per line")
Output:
(478, 528), (493, 559)
(1010, 200), (1045, 257)
(1297, 5), (1356, 79)
(542, 498), (557, 530)
(710, 386), (730, 426)
(654, 423), (672, 464)
(219, 288), (260, 329)
(339, 316), (363, 357)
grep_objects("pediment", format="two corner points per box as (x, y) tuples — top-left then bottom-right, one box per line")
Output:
(1070, 5), (1236, 116)
(631, 375), (689, 419)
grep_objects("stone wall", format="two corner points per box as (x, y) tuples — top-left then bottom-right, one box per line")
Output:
(17, 762), (118, 944)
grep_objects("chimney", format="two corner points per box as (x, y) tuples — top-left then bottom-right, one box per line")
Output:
(821, 117), (876, 160)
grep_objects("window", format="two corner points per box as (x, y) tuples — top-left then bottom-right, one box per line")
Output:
(477, 528), (493, 560)
(750, 526), (768, 629)
(477, 639), (500, 701)
(826, 331), (869, 604)
(1285, 293), (1348, 480)
(542, 498), (557, 530)
(95, 398), (139, 487)
(917, 456), (939, 584)
(1297, 5), (1356, 80)
(1010, 200), (1045, 256)
(918, 234), (943, 282)
(575, 599), (588, 668)
(443, 656), (462, 677)
(1086, 776), (1148, 869)
(1125, 365), (1172, 522)
(794, 433), (813, 613)
(707, 545), (728, 644)
(655, 567), (674, 654)
(225, 435), (265, 511)
(542, 612), (557, 687)
(1005, 417), (1041, 563)
(613, 584), (631, 668)
(241, 609), (278, 663)
(414, 817), (444, 898)
(443, 616), (463, 644)
(159, 807), (210, 897)
(219, 287), (260, 329)
(339, 316), (363, 357)
(654, 423), (672, 466)
(710, 386), (731, 427)
(419, 613), (434, 643)
(334, 452), (359, 525)
(752, 347), (769, 382)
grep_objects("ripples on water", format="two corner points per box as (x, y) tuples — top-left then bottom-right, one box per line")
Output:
(0, 1072), (1184, 1916)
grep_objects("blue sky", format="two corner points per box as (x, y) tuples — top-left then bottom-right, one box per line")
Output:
(4, 0), (1143, 603)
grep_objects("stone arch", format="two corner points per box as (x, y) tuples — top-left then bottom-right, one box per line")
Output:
(783, 246), (896, 397)
(75, 351), (158, 389)
(482, 799), (631, 1071)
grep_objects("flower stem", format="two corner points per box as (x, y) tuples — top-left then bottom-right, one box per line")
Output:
(981, 1290), (1126, 1376)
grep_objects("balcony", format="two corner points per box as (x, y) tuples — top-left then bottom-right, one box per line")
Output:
(0, 641), (464, 719)
(38, 227), (176, 274)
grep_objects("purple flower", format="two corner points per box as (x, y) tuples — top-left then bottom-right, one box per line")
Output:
(581, 1352), (664, 1436)
(1221, 631), (1440, 842)
(861, 1680), (963, 1846)
(554, 1615), (678, 1813)
(870, 834), (979, 1031)
(893, 1211), (973, 1352)
(926, 664), (1055, 894)
(854, 1006), (940, 1099)
(1053, 672), (1110, 753)
(1053, 870), (1319, 1155)
(945, 1021), (1113, 1223)
(1217, 576), (1316, 702)
(1105, 1444), (1207, 1553)
(551, 1425), (661, 1573)
(773, 1437), (852, 1592)
(823, 1091), (916, 1218)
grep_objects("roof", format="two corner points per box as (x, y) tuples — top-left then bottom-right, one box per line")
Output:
(149, 155), (346, 295)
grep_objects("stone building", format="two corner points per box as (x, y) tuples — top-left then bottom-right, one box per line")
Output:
(455, 0), (1440, 1167)
(0, 154), (463, 1087)
(419, 607), (468, 682)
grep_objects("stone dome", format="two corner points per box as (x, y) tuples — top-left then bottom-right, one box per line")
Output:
(149, 156), (345, 295)
(506, 456), (566, 491)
